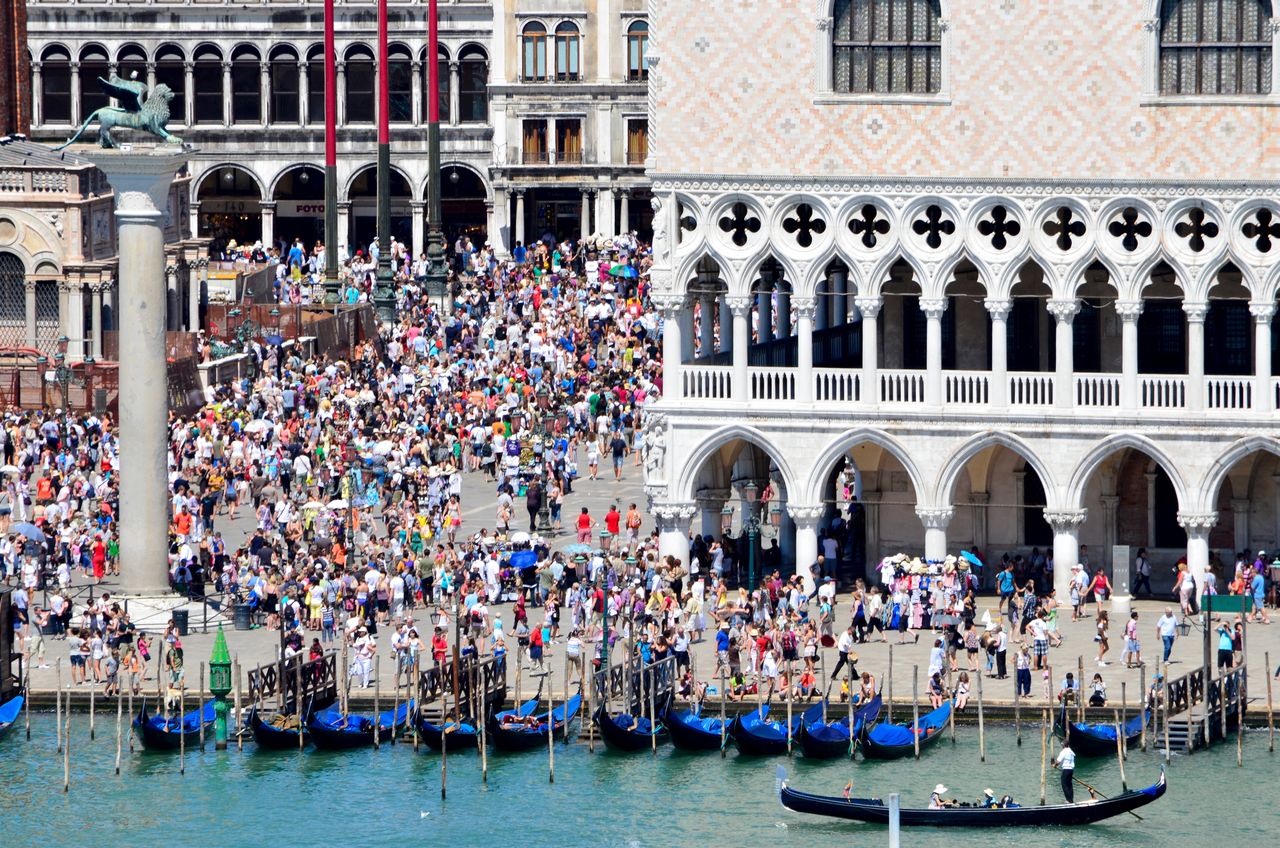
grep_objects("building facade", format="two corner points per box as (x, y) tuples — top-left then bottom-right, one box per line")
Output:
(646, 0), (1280, 599)
(23, 0), (652, 261)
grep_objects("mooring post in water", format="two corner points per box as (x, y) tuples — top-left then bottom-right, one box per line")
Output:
(1163, 671), (1171, 762)
(89, 684), (95, 741)
(912, 665), (920, 760)
(1014, 670), (1021, 746)
(411, 654), (420, 752)
(233, 659), (242, 754)
(1267, 651), (1274, 753)
(373, 654), (381, 750)
(297, 656), (306, 751)
(24, 661), (31, 740)
(127, 684), (134, 754)
(479, 664), (488, 782)
(1039, 707), (1048, 806)
(1238, 669), (1244, 767)
(198, 662), (206, 749)
(1139, 664), (1147, 752)
(1113, 709), (1127, 791)
(440, 681), (448, 800)
(887, 643), (894, 723)
(786, 659), (793, 757)
(548, 668), (556, 784)
(976, 668), (986, 763)
(846, 673), (854, 758)
(720, 666), (728, 758)
(62, 710), (70, 793)
(340, 637), (350, 719)
(1076, 656), (1084, 723)
(179, 669), (186, 775)
(55, 657), (63, 753)
(888, 792), (900, 848)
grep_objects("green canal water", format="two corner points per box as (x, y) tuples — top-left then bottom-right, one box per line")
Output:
(1, 713), (1275, 848)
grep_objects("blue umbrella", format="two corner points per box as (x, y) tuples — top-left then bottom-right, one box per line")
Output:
(609, 264), (639, 279)
(563, 543), (594, 556)
(12, 522), (45, 544)
(960, 550), (983, 569)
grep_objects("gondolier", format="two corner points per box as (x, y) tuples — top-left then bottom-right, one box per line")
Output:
(1054, 739), (1076, 802)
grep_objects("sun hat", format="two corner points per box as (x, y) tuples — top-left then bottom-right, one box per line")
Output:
(933, 784), (948, 794)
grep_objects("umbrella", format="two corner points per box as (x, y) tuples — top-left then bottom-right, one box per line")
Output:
(960, 550), (984, 569)
(508, 531), (531, 545)
(609, 263), (639, 279)
(326, 499), (349, 509)
(563, 543), (593, 556)
(0, 464), (20, 475)
(301, 501), (326, 511)
(265, 334), (285, 346)
(12, 522), (45, 544)
(373, 440), (395, 456)
(243, 420), (271, 434)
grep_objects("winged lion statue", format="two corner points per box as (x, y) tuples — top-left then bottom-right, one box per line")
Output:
(53, 72), (183, 150)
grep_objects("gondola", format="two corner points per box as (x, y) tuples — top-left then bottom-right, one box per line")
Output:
(0, 694), (24, 741)
(1055, 706), (1150, 757)
(418, 697), (540, 751)
(778, 767), (1167, 826)
(133, 701), (216, 751)
(489, 694), (582, 752)
(247, 701), (312, 750)
(664, 703), (729, 751)
(307, 700), (415, 750)
(800, 695), (883, 759)
(728, 704), (804, 756)
(860, 699), (951, 760)
(595, 699), (670, 752)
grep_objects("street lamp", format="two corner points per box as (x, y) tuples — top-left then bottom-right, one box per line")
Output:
(534, 403), (553, 533)
(740, 480), (761, 591)
(36, 355), (48, 408)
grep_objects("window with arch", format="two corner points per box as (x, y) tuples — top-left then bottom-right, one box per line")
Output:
(116, 45), (147, 87)
(306, 46), (325, 126)
(832, 0), (942, 94)
(388, 45), (413, 123)
(269, 46), (299, 124)
(555, 22), (581, 81)
(193, 46), (224, 124)
(346, 47), (375, 123)
(458, 46), (488, 122)
(424, 46), (450, 124)
(154, 46), (186, 123)
(79, 46), (110, 117)
(626, 21), (649, 81)
(230, 46), (261, 124)
(1159, 0), (1273, 95)
(522, 22), (549, 81)
(40, 46), (72, 124)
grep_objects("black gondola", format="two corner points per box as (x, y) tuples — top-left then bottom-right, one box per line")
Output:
(664, 703), (729, 751)
(307, 700), (414, 750)
(1055, 706), (1149, 757)
(595, 701), (669, 752)
(133, 701), (215, 751)
(0, 694), (24, 741)
(729, 704), (803, 756)
(247, 702), (311, 750)
(860, 699), (951, 760)
(489, 694), (582, 752)
(778, 768), (1167, 826)
(800, 695), (882, 759)
(418, 697), (539, 751)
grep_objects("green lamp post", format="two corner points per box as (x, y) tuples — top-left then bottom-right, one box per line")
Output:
(209, 625), (233, 750)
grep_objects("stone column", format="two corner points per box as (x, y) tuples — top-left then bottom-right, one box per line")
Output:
(1231, 497), (1251, 551)
(70, 61), (81, 126)
(855, 296), (880, 406)
(677, 305), (696, 363)
(260, 201), (276, 252)
(514, 190), (526, 246)
(916, 507), (953, 562)
(185, 263), (200, 332)
(297, 61), (309, 125)
(728, 295), (750, 403)
(580, 189), (592, 237)
(336, 61), (347, 126)
(1184, 301), (1207, 411)
(23, 279), (36, 348)
(85, 145), (190, 596)
(619, 191), (630, 233)
(1047, 298), (1079, 409)
(191, 259), (205, 332)
(90, 281), (105, 358)
(410, 201), (425, 256)
(1145, 471), (1157, 548)
(336, 201), (351, 260)
(921, 297), (947, 407)
(985, 298), (1011, 407)
(183, 61), (195, 127)
(596, 186), (615, 236)
(794, 296), (815, 403)
(409, 60), (422, 126)
(1115, 300), (1142, 409)
(1044, 508), (1087, 601)
(654, 502), (698, 566)
(788, 504), (824, 593)
(1177, 512), (1218, 594)
(1251, 301), (1274, 412)
(189, 201), (200, 241)
(66, 282), (86, 359)
(221, 61), (232, 127)
(31, 62), (42, 128)
(449, 61), (461, 127)
(164, 263), (179, 332)
(655, 294), (685, 401)
(259, 61), (270, 126)
(490, 194), (510, 257)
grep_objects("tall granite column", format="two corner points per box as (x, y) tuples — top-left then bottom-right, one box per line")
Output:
(85, 145), (188, 596)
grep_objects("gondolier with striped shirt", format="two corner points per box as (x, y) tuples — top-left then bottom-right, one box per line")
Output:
(1052, 739), (1076, 802)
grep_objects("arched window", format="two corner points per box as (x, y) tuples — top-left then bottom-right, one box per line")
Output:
(555, 22), (581, 81)
(40, 46), (72, 124)
(434, 45), (450, 123)
(231, 46), (261, 124)
(116, 45), (147, 86)
(269, 46), (299, 124)
(155, 46), (186, 124)
(0, 252), (25, 349)
(626, 21), (649, 81)
(388, 45), (413, 123)
(1160, 0), (1273, 95)
(832, 0), (942, 94)
(193, 45), (223, 124)
(459, 46), (488, 122)
(79, 46), (110, 117)
(306, 45), (325, 126)
(345, 46), (375, 124)
(522, 22), (549, 81)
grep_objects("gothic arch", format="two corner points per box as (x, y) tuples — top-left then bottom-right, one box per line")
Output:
(934, 431), (1059, 507)
(1199, 435), (1280, 513)
(1066, 434), (1190, 511)
(675, 424), (800, 503)
(805, 427), (927, 506)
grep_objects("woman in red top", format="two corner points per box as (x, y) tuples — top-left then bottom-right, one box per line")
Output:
(1087, 568), (1111, 616)
(431, 629), (449, 666)
(576, 507), (596, 545)
(91, 536), (107, 582)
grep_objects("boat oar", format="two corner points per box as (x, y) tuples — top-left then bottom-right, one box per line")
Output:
(1070, 776), (1143, 821)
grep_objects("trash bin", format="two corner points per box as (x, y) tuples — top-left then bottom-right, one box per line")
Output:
(233, 603), (252, 631)
(172, 607), (189, 636)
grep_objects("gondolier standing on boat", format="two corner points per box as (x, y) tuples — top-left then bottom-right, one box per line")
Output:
(1053, 739), (1076, 802)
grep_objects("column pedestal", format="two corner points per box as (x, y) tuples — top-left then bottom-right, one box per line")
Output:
(85, 145), (190, 597)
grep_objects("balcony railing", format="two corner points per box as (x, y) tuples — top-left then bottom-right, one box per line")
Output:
(507, 146), (598, 166)
(676, 364), (1278, 416)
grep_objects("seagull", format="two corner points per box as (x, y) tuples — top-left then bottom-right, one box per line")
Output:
(420, 812), (430, 819)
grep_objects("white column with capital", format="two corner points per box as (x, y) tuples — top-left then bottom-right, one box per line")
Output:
(788, 504), (824, 593)
(1044, 508), (1087, 602)
(260, 201), (276, 252)
(190, 260), (205, 332)
(921, 297), (947, 407)
(916, 507), (953, 562)
(259, 61), (270, 126)
(656, 294), (685, 401)
(619, 191), (631, 233)
(23, 279), (36, 348)
(1178, 512), (1217, 596)
(183, 62), (194, 127)
(90, 281), (105, 358)
(855, 296), (880, 405)
(221, 61), (232, 127)
(31, 62), (43, 128)
(1251, 301), (1274, 412)
(1184, 301), (1207, 411)
(70, 61), (81, 126)
(794, 296), (815, 403)
(985, 298), (1011, 408)
(298, 61), (310, 126)
(410, 201), (425, 256)
(514, 190), (526, 247)
(596, 186), (615, 236)
(85, 146), (189, 596)
(337, 202), (350, 261)
(67, 282), (86, 360)
(655, 502), (697, 566)
(580, 189), (591, 237)
(1047, 298), (1079, 409)
(728, 296), (750, 403)
(1116, 300), (1142, 409)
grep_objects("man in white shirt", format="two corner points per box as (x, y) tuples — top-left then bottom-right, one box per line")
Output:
(1156, 607), (1179, 663)
(1052, 741), (1076, 802)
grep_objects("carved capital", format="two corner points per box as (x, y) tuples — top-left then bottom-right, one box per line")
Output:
(915, 507), (953, 530)
(1046, 298), (1081, 323)
(652, 501), (698, 529)
(786, 503), (825, 527)
(919, 297), (947, 320)
(725, 295), (752, 318)
(30, 60), (42, 73)
(1250, 301), (1277, 322)
(790, 296), (816, 321)
(853, 296), (882, 319)
(1143, 17), (1161, 32)
(650, 293), (686, 317)
(983, 298), (1012, 321)
(1114, 300), (1144, 321)
(815, 16), (832, 31)
(1176, 511), (1218, 535)
(968, 491), (990, 505)
(1043, 508), (1088, 532)
(1182, 301), (1208, 323)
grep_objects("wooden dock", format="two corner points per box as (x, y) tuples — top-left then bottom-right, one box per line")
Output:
(1161, 665), (1246, 753)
